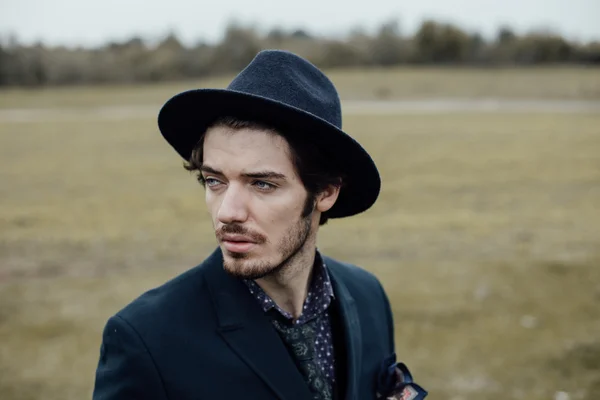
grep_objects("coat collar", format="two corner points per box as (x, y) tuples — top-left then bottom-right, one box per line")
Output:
(204, 248), (312, 400)
(323, 255), (363, 400)
(203, 248), (362, 400)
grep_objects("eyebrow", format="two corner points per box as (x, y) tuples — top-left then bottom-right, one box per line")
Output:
(200, 165), (223, 176)
(200, 165), (287, 181)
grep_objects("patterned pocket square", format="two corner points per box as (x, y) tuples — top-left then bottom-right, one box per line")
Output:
(376, 353), (428, 400)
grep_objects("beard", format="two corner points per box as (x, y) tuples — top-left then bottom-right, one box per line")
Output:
(217, 211), (313, 280)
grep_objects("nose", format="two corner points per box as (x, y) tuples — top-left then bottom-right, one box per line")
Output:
(216, 183), (249, 224)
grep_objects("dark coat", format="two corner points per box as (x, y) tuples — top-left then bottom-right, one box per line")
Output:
(92, 248), (396, 400)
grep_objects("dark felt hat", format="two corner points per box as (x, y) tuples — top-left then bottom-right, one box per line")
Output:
(157, 49), (380, 219)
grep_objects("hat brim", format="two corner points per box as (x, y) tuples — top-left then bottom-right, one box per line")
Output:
(158, 89), (380, 219)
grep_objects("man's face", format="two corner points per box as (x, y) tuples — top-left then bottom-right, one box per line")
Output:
(201, 125), (316, 279)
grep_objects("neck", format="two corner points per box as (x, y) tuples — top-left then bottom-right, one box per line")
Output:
(254, 235), (317, 320)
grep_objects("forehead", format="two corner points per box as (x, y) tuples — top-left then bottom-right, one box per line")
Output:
(202, 125), (295, 172)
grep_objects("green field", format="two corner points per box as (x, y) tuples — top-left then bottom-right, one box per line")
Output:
(1, 68), (600, 400)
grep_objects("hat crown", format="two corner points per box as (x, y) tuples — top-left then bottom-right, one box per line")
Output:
(226, 50), (342, 129)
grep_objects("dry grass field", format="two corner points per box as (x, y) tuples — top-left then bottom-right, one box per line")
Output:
(1, 66), (599, 111)
(1, 67), (599, 399)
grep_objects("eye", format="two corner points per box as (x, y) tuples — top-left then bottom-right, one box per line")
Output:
(204, 177), (223, 188)
(253, 180), (276, 191)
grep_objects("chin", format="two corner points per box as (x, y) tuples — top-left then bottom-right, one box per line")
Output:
(221, 251), (280, 280)
(221, 246), (257, 264)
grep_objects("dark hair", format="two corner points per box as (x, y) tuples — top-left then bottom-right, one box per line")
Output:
(184, 116), (344, 225)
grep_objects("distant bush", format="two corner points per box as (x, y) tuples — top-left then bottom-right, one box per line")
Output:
(1, 19), (598, 87)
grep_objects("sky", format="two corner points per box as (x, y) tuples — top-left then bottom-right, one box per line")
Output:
(1, 0), (599, 47)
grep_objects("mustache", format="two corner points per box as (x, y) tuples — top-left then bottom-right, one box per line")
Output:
(216, 224), (267, 244)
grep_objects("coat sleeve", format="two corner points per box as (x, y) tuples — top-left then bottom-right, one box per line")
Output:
(378, 281), (396, 354)
(93, 315), (168, 400)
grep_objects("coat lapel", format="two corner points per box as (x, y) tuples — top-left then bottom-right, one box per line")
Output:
(325, 257), (363, 400)
(204, 249), (313, 400)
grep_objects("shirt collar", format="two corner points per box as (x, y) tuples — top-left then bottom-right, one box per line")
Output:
(243, 250), (334, 323)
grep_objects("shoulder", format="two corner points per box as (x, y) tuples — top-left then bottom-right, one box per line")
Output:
(113, 249), (222, 331)
(323, 254), (385, 291)
(322, 255), (389, 307)
(117, 265), (203, 320)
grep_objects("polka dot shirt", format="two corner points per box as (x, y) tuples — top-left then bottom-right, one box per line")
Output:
(243, 252), (336, 389)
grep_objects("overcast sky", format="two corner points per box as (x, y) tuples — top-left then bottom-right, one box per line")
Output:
(1, 0), (599, 47)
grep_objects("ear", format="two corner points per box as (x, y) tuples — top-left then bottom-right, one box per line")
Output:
(315, 184), (341, 213)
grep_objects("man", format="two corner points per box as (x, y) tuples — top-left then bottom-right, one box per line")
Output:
(93, 50), (426, 400)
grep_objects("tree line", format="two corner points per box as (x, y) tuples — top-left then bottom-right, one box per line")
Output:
(1, 19), (599, 87)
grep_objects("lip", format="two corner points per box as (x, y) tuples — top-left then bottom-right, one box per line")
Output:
(220, 234), (257, 253)
(222, 240), (256, 253)
(221, 234), (255, 243)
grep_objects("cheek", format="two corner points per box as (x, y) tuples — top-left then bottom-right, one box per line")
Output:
(257, 194), (305, 229)
(205, 191), (220, 219)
